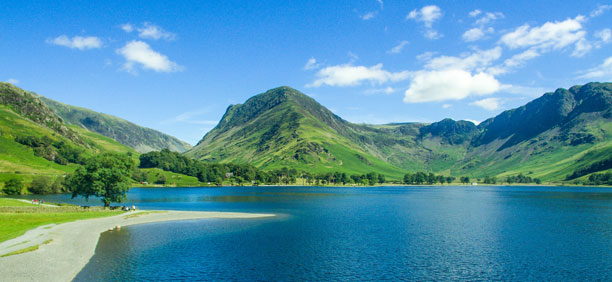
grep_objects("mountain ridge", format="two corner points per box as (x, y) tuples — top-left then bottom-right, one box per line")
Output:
(39, 96), (192, 153)
(187, 83), (612, 181)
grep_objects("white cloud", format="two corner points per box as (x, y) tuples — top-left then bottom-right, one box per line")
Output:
(464, 119), (481, 125)
(425, 47), (502, 72)
(500, 16), (586, 54)
(360, 11), (378, 20)
(308, 64), (411, 87)
(407, 5), (442, 27)
(462, 10), (502, 42)
(463, 28), (485, 42)
(578, 56), (612, 79)
(502, 49), (540, 68)
(595, 28), (611, 43)
(376, 0), (383, 9)
(469, 9), (482, 17)
(6, 78), (19, 84)
(424, 30), (442, 40)
(572, 38), (592, 57)
(488, 48), (540, 75)
(387, 40), (409, 54)
(407, 5), (443, 39)
(470, 97), (502, 111)
(47, 35), (102, 50)
(121, 23), (134, 32)
(474, 12), (504, 26)
(416, 51), (437, 61)
(442, 103), (452, 109)
(403, 69), (500, 103)
(137, 23), (175, 41)
(303, 57), (321, 70)
(116, 40), (182, 73)
(590, 4), (612, 18)
(364, 87), (396, 95)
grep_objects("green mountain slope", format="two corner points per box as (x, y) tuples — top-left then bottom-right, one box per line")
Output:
(0, 83), (136, 182)
(38, 95), (192, 153)
(186, 87), (407, 179)
(187, 83), (612, 182)
(461, 82), (612, 181)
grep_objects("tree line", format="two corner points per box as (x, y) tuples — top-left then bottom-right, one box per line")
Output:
(566, 157), (612, 180)
(583, 172), (612, 185)
(1, 147), (545, 207)
(15, 135), (85, 165)
(138, 149), (388, 186)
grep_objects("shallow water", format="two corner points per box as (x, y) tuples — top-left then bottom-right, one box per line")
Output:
(13, 186), (612, 281)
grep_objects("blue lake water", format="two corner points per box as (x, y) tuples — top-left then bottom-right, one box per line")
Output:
(11, 186), (612, 281)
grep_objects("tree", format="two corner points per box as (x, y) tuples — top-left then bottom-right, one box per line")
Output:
(132, 169), (148, 183)
(69, 153), (135, 207)
(378, 174), (385, 184)
(51, 177), (66, 193)
(28, 176), (52, 194)
(460, 176), (470, 184)
(155, 173), (167, 184)
(3, 178), (23, 195)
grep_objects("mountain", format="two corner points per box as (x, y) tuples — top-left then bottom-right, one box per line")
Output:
(187, 83), (612, 181)
(185, 86), (407, 178)
(0, 82), (135, 181)
(38, 96), (192, 153)
(463, 82), (612, 181)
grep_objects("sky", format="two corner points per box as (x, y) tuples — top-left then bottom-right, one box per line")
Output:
(1, 0), (611, 145)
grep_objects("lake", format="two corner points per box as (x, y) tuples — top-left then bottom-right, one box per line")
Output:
(14, 186), (612, 281)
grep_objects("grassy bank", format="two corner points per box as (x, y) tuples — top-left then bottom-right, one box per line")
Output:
(0, 198), (123, 243)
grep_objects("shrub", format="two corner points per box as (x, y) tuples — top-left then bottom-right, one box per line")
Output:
(3, 178), (23, 195)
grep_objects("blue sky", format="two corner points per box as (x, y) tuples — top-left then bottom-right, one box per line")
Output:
(2, 0), (611, 144)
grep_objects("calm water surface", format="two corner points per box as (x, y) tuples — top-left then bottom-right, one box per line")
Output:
(14, 186), (612, 281)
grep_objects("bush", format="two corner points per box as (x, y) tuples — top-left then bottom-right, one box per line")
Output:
(29, 176), (52, 194)
(3, 178), (23, 195)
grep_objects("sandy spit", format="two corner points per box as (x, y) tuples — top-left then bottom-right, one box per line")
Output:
(0, 210), (275, 282)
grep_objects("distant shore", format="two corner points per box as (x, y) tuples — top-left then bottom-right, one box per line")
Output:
(0, 210), (275, 282)
(133, 182), (611, 188)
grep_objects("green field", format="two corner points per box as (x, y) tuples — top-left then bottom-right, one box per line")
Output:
(0, 198), (123, 243)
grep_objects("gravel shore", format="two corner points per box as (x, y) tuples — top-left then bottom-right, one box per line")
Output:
(0, 210), (274, 282)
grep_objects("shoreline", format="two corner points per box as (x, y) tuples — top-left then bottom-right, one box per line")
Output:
(134, 183), (612, 188)
(0, 210), (275, 282)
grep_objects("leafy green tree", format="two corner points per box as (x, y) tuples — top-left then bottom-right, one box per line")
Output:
(132, 169), (149, 183)
(69, 153), (135, 207)
(28, 176), (52, 194)
(460, 176), (470, 184)
(378, 174), (385, 184)
(3, 178), (23, 195)
(155, 173), (167, 184)
(51, 177), (66, 193)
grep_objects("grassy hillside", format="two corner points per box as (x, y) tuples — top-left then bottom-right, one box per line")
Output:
(460, 83), (612, 181)
(38, 94), (192, 153)
(0, 84), (138, 191)
(187, 87), (406, 179)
